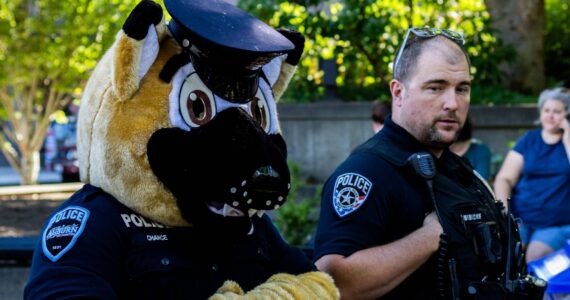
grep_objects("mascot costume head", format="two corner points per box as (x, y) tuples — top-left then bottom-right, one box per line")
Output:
(80, 0), (296, 233)
(25, 1), (339, 299)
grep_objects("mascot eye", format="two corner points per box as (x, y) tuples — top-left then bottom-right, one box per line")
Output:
(249, 89), (271, 132)
(179, 72), (216, 128)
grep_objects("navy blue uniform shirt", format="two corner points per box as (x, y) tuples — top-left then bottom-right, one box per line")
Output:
(314, 117), (437, 299)
(25, 184), (314, 299)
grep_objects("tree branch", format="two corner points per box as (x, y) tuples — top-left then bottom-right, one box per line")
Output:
(349, 5), (381, 80)
(2, 124), (19, 145)
(23, 76), (38, 145)
(408, 0), (414, 26)
(354, 42), (381, 80)
(0, 88), (22, 137)
(0, 133), (22, 175)
(0, 89), (9, 103)
(26, 76), (37, 124)
(30, 84), (59, 151)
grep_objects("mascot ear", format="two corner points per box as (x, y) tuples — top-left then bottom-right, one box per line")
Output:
(112, 0), (166, 100)
(272, 28), (305, 102)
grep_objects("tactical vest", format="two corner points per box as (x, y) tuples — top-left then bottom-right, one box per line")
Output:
(366, 142), (545, 300)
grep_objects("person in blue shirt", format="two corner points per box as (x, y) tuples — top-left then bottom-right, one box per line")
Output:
(450, 117), (492, 180)
(494, 87), (570, 263)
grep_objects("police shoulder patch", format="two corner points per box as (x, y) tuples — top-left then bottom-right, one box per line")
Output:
(42, 206), (90, 262)
(332, 172), (373, 217)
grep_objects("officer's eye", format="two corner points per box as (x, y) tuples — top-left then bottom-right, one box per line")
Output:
(427, 85), (443, 92)
(249, 88), (271, 132)
(457, 85), (470, 94)
(179, 72), (216, 128)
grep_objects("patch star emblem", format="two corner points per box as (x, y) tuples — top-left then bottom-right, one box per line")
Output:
(42, 206), (90, 262)
(333, 173), (372, 217)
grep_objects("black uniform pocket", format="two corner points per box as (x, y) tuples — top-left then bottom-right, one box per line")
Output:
(126, 246), (195, 279)
(450, 202), (503, 265)
(125, 245), (215, 300)
(440, 202), (487, 283)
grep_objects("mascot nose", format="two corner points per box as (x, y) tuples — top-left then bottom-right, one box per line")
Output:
(250, 166), (281, 190)
(252, 166), (280, 181)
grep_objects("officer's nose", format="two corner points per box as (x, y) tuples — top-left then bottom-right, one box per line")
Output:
(442, 89), (459, 111)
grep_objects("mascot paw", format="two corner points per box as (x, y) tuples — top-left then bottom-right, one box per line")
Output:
(208, 272), (339, 300)
(277, 28), (305, 66)
(122, 0), (163, 40)
(209, 281), (245, 299)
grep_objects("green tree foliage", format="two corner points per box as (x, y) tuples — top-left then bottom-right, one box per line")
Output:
(545, 0), (570, 86)
(273, 162), (321, 247)
(0, 0), (140, 184)
(240, 0), (513, 102)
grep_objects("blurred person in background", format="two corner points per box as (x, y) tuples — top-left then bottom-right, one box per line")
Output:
(494, 87), (570, 262)
(371, 100), (391, 133)
(450, 116), (492, 180)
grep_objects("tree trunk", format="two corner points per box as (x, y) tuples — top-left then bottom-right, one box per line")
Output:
(20, 150), (40, 185)
(1, 80), (68, 186)
(484, 0), (545, 94)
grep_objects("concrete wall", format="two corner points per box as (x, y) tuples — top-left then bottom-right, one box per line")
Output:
(278, 102), (538, 181)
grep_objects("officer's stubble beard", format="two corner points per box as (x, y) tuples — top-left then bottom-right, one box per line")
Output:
(423, 119), (462, 151)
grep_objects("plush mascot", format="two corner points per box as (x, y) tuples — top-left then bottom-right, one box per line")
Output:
(24, 0), (339, 299)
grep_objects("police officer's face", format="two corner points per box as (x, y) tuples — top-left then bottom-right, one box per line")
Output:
(391, 39), (471, 152)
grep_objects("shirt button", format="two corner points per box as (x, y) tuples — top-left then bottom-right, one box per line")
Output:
(161, 258), (170, 266)
(212, 264), (219, 272)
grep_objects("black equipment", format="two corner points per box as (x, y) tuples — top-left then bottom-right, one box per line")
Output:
(408, 152), (546, 299)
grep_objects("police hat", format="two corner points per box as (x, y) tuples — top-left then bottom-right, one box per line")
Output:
(165, 0), (294, 103)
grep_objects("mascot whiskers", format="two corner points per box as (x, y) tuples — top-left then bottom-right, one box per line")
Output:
(25, 1), (339, 299)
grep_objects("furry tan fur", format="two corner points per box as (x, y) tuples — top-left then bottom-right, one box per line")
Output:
(272, 63), (297, 102)
(209, 272), (339, 300)
(78, 19), (188, 226)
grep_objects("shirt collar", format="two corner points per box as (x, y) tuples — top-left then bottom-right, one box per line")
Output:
(376, 116), (473, 184)
(376, 115), (432, 166)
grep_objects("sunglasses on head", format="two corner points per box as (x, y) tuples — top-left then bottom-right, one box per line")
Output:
(393, 27), (465, 73)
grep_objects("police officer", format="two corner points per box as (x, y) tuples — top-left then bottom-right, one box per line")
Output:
(314, 28), (544, 299)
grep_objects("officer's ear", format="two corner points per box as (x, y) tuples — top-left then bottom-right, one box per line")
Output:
(112, 0), (167, 101)
(390, 79), (405, 108)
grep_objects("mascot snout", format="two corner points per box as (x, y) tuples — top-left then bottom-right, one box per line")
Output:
(148, 107), (291, 223)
